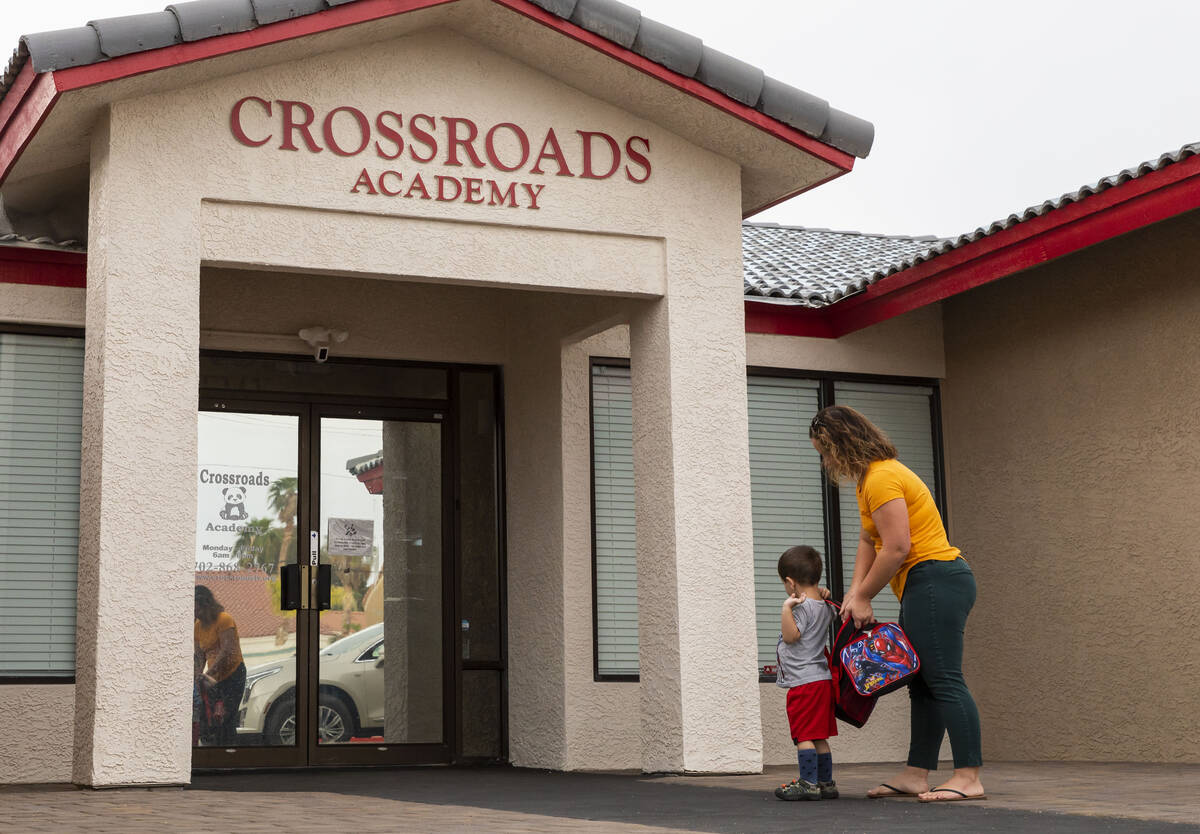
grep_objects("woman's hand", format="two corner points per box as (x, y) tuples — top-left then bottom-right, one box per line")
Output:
(840, 592), (876, 629)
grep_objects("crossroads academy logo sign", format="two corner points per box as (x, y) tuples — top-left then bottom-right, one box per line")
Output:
(230, 97), (652, 210)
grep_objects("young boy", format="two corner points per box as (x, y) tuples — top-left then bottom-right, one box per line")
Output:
(773, 545), (838, 801)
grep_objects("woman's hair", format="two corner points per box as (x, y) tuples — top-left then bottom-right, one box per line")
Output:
(194, 584), (224, 624)
(808, 405), (898, 485)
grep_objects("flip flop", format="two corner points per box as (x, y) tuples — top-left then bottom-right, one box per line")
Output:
(918, 787), (988, 803)
(867, 783), (920, 799)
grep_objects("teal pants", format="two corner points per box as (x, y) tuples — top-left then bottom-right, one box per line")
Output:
(898, 558), (983, 769)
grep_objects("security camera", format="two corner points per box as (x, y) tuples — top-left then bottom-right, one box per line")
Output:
(298, 326), (348, 363)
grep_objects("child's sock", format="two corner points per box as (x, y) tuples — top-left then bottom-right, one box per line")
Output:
(796, 749), (818, 783)
(817, 751), (833, 783)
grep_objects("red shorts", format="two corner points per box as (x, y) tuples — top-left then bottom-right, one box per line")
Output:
(786, 679), (837, 744)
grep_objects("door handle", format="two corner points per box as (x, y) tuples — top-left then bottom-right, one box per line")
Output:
(280, 564), (301, 610)
(316, 564), (332, 610)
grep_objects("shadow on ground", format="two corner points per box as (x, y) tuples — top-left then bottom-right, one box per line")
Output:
(189, 766), (1198, 833)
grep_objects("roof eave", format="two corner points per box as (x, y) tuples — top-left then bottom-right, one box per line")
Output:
(0, 0), (869, 199)
(0, 0), (459, 188)
(748, 148), (1200, 338)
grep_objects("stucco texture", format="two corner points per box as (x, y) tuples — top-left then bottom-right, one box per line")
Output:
(0, 283), (84, 327)
(942, 210), (1200, 763)
(0, 686), (74, 783)
(746, 304), (945, 378)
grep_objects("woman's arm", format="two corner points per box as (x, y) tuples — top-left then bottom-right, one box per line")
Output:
(846, 528), (876, 596)
(841, 498), (911, 627)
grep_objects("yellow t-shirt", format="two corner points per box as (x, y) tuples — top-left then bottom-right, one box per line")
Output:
(857, 458), (961, 600)
(194, 611), (244, 682)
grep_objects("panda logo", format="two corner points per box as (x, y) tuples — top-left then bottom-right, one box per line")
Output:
(219, 487), (248, 521)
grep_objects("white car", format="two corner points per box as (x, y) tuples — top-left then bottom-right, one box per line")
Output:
(238, 623), (385, 745)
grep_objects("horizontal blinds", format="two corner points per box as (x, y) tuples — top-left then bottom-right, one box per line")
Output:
(0, 333), (84, 676)
(592, 365), (638, 676)
(587, 365), (942, 677)
(835, 381), (936, 623)
(747, 376), (824, 671)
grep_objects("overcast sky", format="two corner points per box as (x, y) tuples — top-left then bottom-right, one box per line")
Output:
(4, 0), (1198, 237)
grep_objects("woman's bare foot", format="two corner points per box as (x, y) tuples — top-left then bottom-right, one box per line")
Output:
(916, 766), (985, 801)
(865, 766), (930, 798)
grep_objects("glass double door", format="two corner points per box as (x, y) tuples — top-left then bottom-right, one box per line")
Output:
(193, 401), (451, 768)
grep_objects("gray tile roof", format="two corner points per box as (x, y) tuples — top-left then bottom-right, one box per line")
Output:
(346, 450), (383, 475)
(0, 232), (84, 251)
(1, 0), (873, 158)
(745, 140), (1200, 307)
(845, 141), (1200, 293)
(742, 222), (944, 308)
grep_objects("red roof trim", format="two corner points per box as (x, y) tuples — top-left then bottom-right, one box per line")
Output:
(0, 61), (37, 130)
(0, 246), (86, 288)
(0, 0), (853, 195)
(494, 0), (856, 194)
(0, 70), (60, 188)
(0, 0), (456, 185)
(50, 0), (456, 94)
(747, 151), (1200, 338)
(743, 301), (832, 338)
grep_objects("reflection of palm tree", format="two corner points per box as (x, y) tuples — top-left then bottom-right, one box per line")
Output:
(232, 518), (284, 574)
(268, 477), (297, 573)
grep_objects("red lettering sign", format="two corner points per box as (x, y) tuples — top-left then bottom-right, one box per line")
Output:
(229, 97), (655, 211)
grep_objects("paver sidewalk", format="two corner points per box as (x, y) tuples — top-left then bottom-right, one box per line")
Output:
(2, 762), (1197, 833)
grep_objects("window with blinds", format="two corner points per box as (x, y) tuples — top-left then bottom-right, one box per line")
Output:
(834, 381), (937, 624)
(747, 376), (825, 672)
(591, 364), (638, 677)
(0, 332), (84, 678)
(589, 362), (943, 680)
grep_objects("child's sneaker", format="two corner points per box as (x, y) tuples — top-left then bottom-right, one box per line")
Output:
(774, 778), (821, 801)
(819, 780), (839, 800)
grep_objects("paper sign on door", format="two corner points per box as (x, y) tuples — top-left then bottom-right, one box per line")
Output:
(327, 517), (374, 557)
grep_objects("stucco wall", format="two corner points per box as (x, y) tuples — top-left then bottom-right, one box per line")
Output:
(0, 686), (74, 783)
(0, 283), (85, 327)
(746, 303), (945, 378)
(942, 211), (1200, 763)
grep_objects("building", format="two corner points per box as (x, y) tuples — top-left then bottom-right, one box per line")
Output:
(0, 0), (1195, 788)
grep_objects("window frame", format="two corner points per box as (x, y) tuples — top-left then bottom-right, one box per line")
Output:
(0, 322), (86, 686)
(587, 359), (948, 684)
(749, 366), (946, 682)
(589, 356), (637, 683)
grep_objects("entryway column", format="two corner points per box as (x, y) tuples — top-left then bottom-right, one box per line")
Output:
(629, 285), (762, 773)
(73, 108), (201, 786)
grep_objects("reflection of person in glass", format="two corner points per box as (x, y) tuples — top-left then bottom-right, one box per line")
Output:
(194, 585), (246, 745)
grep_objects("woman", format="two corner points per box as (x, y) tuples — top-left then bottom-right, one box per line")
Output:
(194, 585), (246, 746)
(809, 405), (985, 802)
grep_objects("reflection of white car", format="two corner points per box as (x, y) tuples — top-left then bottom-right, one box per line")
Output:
(239, 623), (385, 745)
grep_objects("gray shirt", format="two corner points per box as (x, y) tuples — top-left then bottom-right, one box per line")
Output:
(775, 597), (833, 689)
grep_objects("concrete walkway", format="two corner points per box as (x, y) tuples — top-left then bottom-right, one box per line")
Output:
(3, 762), (1198, 833)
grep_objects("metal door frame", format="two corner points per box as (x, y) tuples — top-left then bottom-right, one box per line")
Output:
(193, 353), (507, 771)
